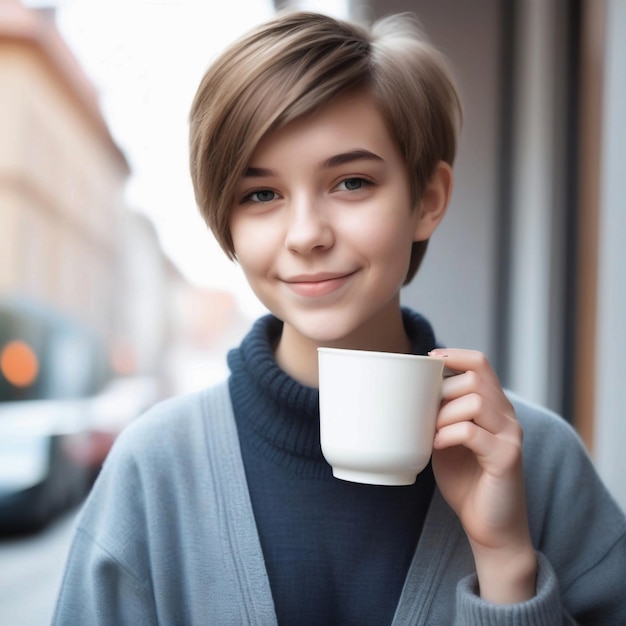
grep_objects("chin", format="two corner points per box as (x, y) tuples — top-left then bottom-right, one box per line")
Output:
(289, 315), (369, 348)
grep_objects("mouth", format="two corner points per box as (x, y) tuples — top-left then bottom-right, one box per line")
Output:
(282, 271), (356, 298)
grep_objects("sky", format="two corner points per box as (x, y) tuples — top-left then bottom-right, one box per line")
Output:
(20, 0), (349, 318)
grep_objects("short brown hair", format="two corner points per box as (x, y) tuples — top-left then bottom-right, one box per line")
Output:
(189, 10), (461, 283)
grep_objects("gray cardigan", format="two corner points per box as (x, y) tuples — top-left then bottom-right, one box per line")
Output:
(53, 381), (626, 625)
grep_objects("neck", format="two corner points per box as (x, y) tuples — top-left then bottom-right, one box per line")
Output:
(274, 304), (412, 388)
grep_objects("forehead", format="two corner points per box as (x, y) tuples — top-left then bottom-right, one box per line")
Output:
(247, 91), (401, 168)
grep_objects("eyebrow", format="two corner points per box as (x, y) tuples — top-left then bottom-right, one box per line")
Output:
(323, 149), (384, 168)
(243, 149), (384, 178)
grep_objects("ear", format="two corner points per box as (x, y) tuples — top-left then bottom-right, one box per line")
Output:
(413, 161), (453, 241)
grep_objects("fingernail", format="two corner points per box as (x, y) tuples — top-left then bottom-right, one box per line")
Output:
(429, 350), (448, 357)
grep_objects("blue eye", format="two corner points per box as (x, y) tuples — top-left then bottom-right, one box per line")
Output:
(246, 189), (277, 203)
(338, 177), (369, 191)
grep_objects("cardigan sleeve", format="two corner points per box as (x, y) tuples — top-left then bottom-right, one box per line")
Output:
(454, 552), (575, 625)
(51, 416), (160, 626)
(453, 536), (626, 625)
(52, 528), (158, 626)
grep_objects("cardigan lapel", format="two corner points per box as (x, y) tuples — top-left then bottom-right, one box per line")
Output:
(203, 381), (279, 626)
(392, 489), (474, 625)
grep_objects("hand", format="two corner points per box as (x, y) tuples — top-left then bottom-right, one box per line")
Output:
(429, 348), (536, 604)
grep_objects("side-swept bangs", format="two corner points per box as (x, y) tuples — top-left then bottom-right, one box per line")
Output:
(189, 12), (373, 257)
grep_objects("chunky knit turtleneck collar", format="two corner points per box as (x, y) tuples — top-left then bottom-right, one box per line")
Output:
(227, 308), (439, 477)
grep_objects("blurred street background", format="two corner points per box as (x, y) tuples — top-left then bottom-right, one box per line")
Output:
(1, 0), (625, 623)
(0, 507), (77, 625)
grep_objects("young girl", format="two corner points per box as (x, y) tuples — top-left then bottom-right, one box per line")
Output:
(54, 11), (626, 624)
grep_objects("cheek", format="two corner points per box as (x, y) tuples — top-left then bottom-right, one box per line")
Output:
(231, 217), (270, 267)
(346, 211), (416, 261)
(346, 215), (416, 288)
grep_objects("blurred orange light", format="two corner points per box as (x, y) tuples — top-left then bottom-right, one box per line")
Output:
(0, 340), (39, 387)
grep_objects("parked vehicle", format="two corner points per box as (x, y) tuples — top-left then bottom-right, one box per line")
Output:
(0, 377), (158, 534)
(0, 297), (159, 533)
(0, 399), (91, 533)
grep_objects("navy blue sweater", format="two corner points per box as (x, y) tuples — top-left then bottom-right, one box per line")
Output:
(228, 309), (438, 625)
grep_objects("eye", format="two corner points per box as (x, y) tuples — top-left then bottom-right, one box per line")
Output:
(243, 189), (278, 203)
(336, 177), (371, 192)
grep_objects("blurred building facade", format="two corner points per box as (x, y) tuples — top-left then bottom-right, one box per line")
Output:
(0, 1), (247, 402)
(0, 0), (128, 343)
(0, 0), (251, 404)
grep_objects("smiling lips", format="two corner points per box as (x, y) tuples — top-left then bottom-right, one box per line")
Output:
(284, 272), (355, 297)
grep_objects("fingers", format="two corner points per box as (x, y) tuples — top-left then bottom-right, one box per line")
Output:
(438, 392), (503, 434)
(429, 349), (530, 570)
(429, 347), (494, 376)
(441, 369), (482, 400)
(429, 347), (521, 452)
(434, 419), (493, 457)
(431, 347), (506, 404)
(434, 417), (523, 472)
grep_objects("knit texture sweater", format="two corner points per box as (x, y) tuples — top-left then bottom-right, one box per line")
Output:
(53, 310), (626, 624)
(227, 310), (437, 625)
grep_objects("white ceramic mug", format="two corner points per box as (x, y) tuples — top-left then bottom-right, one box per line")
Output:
(318, 347), (445, 486)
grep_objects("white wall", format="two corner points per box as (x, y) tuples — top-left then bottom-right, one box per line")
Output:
(594, 0), (626, 512)
(506, 0), (566, 410)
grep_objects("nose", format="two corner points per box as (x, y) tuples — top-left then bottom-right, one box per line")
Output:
(284, 194), (334, 254)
